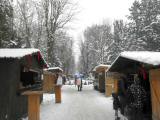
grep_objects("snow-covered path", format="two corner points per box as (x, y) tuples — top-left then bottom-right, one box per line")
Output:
(40, 85), (115, 120)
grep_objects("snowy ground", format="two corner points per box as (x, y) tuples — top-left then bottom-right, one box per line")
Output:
(24, 85), (117, 120)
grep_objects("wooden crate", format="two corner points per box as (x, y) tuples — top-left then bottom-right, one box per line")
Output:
(43, 71), (56, 93)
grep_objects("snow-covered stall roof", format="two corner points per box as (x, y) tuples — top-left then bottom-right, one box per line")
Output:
(96, 64), (111, 68)
(94, 64), (110, 70)
(0, 48), (39, 58)
(92, 64), (108, 72)
(92, 67), (96, 72)
(120, 51), (160, 66)
(47, 67), (63, 72)
(94, 64), (110, 72)
(108, 51), (160, 72)
(0, 48), (48, 67)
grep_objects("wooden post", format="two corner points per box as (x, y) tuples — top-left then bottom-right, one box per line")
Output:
(28, 94), (40, 120)
(150, 69), (160, 120)
(22, 91), (43, 120)
(55, 86), (61, 103)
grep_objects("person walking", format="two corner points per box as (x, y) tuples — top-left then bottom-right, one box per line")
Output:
(77, 78), (81, 91)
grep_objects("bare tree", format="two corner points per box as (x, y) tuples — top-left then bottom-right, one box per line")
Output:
(33, 2), (45, 48)
(14, 0), (35, 48)
(55, 31), (75, 74)
(42, 0), (78, 66)
(79, 36), (89, 74)
(78, 23), (113, 74)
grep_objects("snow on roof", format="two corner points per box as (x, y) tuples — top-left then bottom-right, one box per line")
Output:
(92, 64), (110, 72)
(48, 67), (63, 72)
(0, 48), (40, 58)
(95, 64), (110, 69)
(120, 51), (160, 66)
(92, 67), (96, 72)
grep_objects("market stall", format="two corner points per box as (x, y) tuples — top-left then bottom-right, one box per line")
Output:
(0, 48), (48, 120)
(94, 64), (110, 92)
(43, 70), (56, 93)
(108, 51), (160, 120)
(105, 72), (122, 97)
(47, 67), (63, 103)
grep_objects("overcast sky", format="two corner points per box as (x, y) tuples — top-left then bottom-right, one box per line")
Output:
(70, 0), (135, 35)
(70, 0), (135, 62)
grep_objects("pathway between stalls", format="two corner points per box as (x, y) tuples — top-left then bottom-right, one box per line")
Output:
(41, 85), (115, 120)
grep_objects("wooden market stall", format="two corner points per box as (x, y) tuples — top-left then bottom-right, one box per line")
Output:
(47, 67), (63, 103)
(105, 72), (122, 97)
(94, 64), (110, 93)
(43, 70), (56, 93)
(0, 48), (48, 120)
(108, 51), (160, 120)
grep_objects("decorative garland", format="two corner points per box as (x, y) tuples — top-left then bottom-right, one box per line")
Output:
(138, 67), (147, 80)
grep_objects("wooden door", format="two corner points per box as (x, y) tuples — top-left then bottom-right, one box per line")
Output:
(99, 72), (105, 92)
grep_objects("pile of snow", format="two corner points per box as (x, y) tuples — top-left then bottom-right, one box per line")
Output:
(0, 48), (40, 58)
(121, 51), (160, 65)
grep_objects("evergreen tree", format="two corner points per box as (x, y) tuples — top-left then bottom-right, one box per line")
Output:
(113, 20), (127, 55)
(128, 0), (160, 51)
(0, 0), (14, 48)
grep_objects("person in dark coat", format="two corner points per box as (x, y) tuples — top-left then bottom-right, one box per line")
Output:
(117, 76), (127, 115)
(112, 93), (121, 120)
(62, 75), (66, 85)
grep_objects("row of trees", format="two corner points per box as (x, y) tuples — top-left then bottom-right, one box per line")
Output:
(0, 0), (77, 75)
(79, 0), (160, 74)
